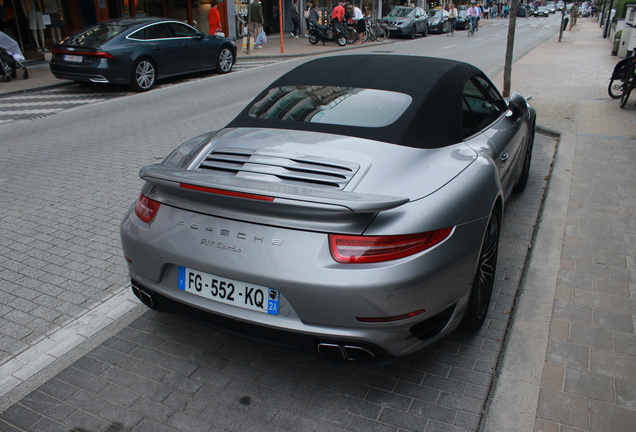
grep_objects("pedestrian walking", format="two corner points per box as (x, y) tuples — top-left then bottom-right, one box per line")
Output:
(248, 0), (265, 49)
(208, 0), (221, 35)
(448, 3), (458, 36)
(290, 0), (300, 38)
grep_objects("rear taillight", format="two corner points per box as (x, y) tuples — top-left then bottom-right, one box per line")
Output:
(51, 48), (113, 58)
(134, 193), (160, 223)
(329, 228), (453, 264)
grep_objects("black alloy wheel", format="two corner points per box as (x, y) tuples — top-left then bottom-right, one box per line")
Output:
(514, 124), (535, 192)
(461, 210), (500, 331)
(131, 58), (156, 92)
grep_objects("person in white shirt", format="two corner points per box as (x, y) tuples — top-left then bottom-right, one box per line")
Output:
(353, 6), (365, 44)
(448, 3), (458, 36)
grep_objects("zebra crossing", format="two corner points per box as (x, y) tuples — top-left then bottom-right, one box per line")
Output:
(0, 88), (127, 124)
(0, 58), (280, 125)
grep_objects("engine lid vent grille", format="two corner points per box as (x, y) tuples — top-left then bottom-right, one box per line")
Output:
(197, 147), (359, 189)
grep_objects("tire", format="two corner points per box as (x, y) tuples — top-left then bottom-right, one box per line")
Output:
(608, 78), (623, 99)
(308, 34), (319, 44)
(461, 209), (500, 331)
(216, 46), (234, 74)
(376, 27), (388, 41)
(620, 78), (633, 108)
(514, 124), (535, 193)
(361, 30), (369, 43)
(23, 71), (28, 79)
(421, 24), (428, 37)
(2, 74), (10, 82)
(336, 35), (347, 46)
(131, 58), (156, 92)
(409, 25), (417, 39)
(344, 27), (357, 44)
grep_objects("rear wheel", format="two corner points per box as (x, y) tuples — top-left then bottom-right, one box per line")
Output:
(461, 210), (500, 331)
(216, 46), (234, 74)
(344, 27), (357, 44)
(131, 58), (156, 92)
(308, 34), (319, 44)
(376, 27), (388, 41)
(514, 125), (535, 192)
(608, 78), (623, 99)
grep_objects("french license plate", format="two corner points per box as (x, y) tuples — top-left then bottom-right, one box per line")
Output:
(178, 266), (279, 315)
(63, 54), (83, 63)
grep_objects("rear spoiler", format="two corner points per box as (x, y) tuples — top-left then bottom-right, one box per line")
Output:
(140, 164), (409, 214)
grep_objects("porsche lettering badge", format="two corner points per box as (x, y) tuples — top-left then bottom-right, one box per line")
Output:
(178, 220), (283, 248)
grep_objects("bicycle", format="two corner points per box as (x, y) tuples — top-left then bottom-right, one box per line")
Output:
(467, 15), (477, 36)
(608, 53), (636, 106)
(363, 17), (388, 42)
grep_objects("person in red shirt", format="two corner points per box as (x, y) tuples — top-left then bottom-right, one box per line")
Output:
(331, 1), (345, 31)
(208, 0), (221, 35)
(331, 1), (345, 22)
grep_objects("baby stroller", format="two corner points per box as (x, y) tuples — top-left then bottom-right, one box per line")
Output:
(0, 31), (29, 82)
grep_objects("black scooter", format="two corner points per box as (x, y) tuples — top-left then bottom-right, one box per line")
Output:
(308, 20), (347, 47)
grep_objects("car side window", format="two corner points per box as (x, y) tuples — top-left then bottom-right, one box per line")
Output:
(145, 23), (174, 40)
(462, 76), (506, 139)
(168, 22), (198, 37)
(129, 28), (146, 40)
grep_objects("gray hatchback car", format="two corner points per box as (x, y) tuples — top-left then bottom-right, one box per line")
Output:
(120, 55), (536, 362)
(381, 6), (429, 38)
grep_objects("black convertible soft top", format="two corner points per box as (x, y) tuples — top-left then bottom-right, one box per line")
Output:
(227, 55), (489, 148)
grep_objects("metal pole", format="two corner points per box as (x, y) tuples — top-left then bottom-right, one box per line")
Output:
(279, 0), (284, 53)
(10, 0), (25, 54)
(603, 0), (614, 38)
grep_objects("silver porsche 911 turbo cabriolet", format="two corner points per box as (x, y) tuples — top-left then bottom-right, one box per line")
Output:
(120, 55), (536, 362)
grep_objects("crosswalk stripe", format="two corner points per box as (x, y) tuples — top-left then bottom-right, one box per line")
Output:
(0, 108), (64, 115)
(0, 58), (279, 124)
(0, 99), (106, 107)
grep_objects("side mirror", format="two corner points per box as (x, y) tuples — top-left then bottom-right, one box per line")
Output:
(507, 92), (528, 118)
(196, 31), (205, 39)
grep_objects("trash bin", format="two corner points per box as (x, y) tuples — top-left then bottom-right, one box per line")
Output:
(613, 30), (622, 56)
(563, 17), (569, 31)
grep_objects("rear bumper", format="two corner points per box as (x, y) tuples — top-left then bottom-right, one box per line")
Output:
(129, 278), (460, 363)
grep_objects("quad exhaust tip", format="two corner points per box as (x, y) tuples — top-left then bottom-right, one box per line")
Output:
(317, 343), (376, 361)
(131, 284), (156, 309)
